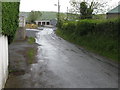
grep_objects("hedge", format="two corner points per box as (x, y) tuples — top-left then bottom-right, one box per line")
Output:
(59, 19), (119, 37)
(2, 2), (20, 44)
(57, 18), (119, 62)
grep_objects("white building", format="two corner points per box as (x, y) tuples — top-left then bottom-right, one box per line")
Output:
(35, 20), (50, 26)
(35, 19), (57, 27)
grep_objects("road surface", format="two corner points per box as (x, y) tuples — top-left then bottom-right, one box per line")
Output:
(25, 28), (118, 88)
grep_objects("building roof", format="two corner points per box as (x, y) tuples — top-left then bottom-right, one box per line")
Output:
(107, 5), (120, 14)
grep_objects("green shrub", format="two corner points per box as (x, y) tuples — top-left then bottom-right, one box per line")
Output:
(76, 20), (95, 36)
(57, 18), (119, 62)
(62, 21), (76, 34)
(2, 2), (20, 44)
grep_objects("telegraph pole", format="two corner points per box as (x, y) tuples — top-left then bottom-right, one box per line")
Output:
(66, 7), (68, 20)
(58, 0), (60, 27)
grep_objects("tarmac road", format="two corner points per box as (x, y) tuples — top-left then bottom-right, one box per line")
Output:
(26, 28), (118, 88)
(6, 28), (118, 88)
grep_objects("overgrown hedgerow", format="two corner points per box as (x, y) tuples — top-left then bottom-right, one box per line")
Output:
(57, 18), (119, 62)
(2, 2), (20, 44)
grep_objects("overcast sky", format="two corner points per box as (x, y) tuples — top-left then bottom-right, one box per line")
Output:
(20, 0), (120, 13)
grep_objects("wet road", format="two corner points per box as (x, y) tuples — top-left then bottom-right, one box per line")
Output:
(26, 28), (118, 88)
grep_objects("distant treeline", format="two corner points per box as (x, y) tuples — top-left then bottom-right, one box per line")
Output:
(56, 18), (119, 62)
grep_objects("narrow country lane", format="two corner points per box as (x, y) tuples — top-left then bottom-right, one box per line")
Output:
(5, 28), (118, 88)
(26, 28), (118, 88)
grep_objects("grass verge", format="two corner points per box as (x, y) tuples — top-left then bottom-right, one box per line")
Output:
(27, 37), (36, 44)
(26, 37), (37, 64)
(26, 48), (36, 64)
(56, 29), (118, 63)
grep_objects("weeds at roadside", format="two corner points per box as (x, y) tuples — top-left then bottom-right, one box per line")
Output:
(27, 48), (36, 64)
(27, 37), (35, 44)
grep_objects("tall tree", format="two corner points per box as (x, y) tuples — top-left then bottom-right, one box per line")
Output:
(70, 0), (107, 19)
(80, 2), (87, 19)
(27, 11), (42, 23)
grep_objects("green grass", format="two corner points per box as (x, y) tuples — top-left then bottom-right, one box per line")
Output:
(27, 37), (35, 44)
(56, 30), (118, 63)
(27, 37), (36, 64)
(56, 18), (119, 63)
(27, 49), (36, 64)
(39, 11), (57, 20)
(20, 11), (57, 20)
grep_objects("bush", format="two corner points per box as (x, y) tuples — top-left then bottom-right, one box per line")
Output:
(75, 20), (95, 36)
(57, 18), (119, 62)
(62, 21), (76, 33)
(2, 2), (20, 44)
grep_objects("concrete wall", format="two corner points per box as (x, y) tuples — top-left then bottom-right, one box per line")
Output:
(0, 34), (8, 90)
(15, 27), (26, 40)
(19, 16), (26, 27)
(15, 15), (26, 41)
(106, 13), (120, 19)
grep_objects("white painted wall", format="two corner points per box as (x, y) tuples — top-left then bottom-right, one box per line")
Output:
(35, 20), (50, 26)
(0, 34), (8, 90)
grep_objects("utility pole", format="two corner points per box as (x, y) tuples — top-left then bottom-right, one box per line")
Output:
(58, 0), (60, 27)
(66, 7), (68, 20)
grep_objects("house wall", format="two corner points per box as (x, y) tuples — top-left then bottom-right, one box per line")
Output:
(15, 27), (26, 40)
(35, 20), (50, 26)
(0, 34), (8, 90)
(15, 16), (26, 40)
(107, 13), (120, 19)
(19, 16), (26, 27)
